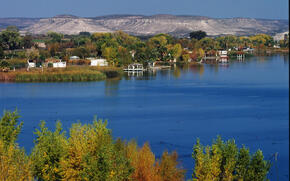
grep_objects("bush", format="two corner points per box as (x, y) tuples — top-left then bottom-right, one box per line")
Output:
(0, 60), (10, 68)
(48, 62), (53, 67)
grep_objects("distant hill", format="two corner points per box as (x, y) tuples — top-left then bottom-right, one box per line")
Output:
(0, 14), (288, 37)
(0, 18), (40, 30)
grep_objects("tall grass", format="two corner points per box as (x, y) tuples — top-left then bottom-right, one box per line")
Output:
(0, 66), (122, 82)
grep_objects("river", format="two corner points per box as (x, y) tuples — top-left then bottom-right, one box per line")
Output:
(0, 54), (289, 180)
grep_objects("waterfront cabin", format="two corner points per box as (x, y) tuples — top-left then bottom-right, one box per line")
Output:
(27, 60), (36, 68)
(124, 63), (144, 71)
(90, 58), (108, 66)
(218, 50), (228, 57)
(218, 50), (229, 63)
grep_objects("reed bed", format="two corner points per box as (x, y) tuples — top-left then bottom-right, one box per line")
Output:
(0, 66), (121, 82)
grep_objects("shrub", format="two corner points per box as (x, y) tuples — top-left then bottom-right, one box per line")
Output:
(7, 58), (26, 69)
(48, 62), (53, 67)
(0, 60), (10, 68)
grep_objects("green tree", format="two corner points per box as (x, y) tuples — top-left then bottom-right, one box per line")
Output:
(72, 46), (90, 59)
(22, 34), (33, 49)
(102, 46), (117, 65)
(47, 32), (63, 43)
(189, 30), (207, 40)
(0, 47), (4, 58)
(26, 49), (39, 60)
(147, 35), (168, 61)
(245, 150), (271, 181)
(192, 136), (271, 181)
(30, 121), (67, 181)
(235, 145), (251, 180)
(171, 43), (182, 61)
(0, 26), (22, 50)
(0, 110), (23, 145)
(117, 46), (132, 66)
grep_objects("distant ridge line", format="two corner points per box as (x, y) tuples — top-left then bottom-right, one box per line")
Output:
(0, 14), (288, 37)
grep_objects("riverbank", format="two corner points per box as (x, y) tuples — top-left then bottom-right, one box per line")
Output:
(255, 47), (289, 54)
(0, 66), (122, 82)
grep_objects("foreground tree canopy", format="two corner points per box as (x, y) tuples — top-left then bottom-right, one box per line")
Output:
(0, 110), (271, 180)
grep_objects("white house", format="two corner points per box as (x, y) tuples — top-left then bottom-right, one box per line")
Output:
(218, 50), (228, 57)
(53, 61), (66, 68)
(90, 58), (108, 66)
(27, 60), (36, 68)
(218, 50), (229, 63)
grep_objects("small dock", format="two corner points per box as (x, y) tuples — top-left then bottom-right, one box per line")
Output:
(123, 63), (144, 71)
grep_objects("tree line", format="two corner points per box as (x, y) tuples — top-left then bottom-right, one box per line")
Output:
(0, 26), (288, 69)
(0, 110), (271, 180)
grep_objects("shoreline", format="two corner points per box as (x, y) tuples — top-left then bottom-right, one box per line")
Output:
(0, 53), (288, 83)
(0, 66), (122, 82)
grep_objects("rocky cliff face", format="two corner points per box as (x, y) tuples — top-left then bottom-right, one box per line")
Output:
(0, 14), (288, 37)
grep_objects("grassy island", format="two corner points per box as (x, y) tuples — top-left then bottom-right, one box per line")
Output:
(0, 66), (122, 82)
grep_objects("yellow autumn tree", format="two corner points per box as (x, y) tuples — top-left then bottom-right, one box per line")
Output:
(60, 118), (133, 181)
(156, 151), (185, 181)
(127, 141), (162, 181)
(0, 139), (32, 180)
(0, 110), (32, 180)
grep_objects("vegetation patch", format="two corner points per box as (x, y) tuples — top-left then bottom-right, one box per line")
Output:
(0, 110), (272, 181)
(0, 67), (124, 82)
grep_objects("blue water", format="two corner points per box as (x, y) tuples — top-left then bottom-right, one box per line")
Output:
(0, 54), (289, 180)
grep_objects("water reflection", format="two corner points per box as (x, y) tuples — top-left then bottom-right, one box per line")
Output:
(237, 57), (245, 62)
(158, 69), (171, 78)
(123, 71), (144, 81)
(219, 62), (230, 69)
(282, 54), (289, 65)
(189, 64), (204, 76)
(121, 54), (289, 80)
(105, 79), (120, 97)
(207, 63), (218, 74)
(257, 56), (267, 62)
(173, 66), (181, 78)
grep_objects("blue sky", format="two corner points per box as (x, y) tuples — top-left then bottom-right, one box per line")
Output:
(0, 0), (288, 19)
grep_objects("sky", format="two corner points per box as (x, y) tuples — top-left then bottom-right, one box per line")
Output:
(0, 0), (288, 19)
